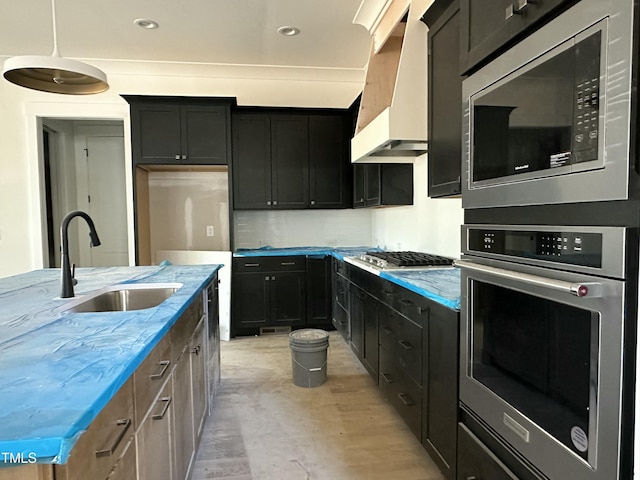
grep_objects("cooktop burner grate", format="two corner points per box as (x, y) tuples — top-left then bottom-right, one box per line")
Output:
(364, 251), (454, 267)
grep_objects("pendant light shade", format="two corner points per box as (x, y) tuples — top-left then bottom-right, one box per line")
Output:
(2, 0), (109, 94)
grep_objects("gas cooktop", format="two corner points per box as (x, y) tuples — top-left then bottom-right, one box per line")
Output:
(357, 251), (454, 269)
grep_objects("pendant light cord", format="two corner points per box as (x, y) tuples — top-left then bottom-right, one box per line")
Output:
(50, 0), (60, 57)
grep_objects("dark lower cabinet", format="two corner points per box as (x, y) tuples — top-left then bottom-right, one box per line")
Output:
(231, 256), (306, 336)
(306, 257), (333, 330)
(333, 263), (459, 480)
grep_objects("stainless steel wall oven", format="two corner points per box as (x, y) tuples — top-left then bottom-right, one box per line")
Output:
(461, 0), (637, 209)
(457, 224), (632, 479)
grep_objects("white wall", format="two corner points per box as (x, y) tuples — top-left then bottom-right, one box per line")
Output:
(0, 61), (364, 278)
(371, 155), (463, 258)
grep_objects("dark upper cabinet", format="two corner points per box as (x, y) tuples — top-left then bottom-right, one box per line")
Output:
(125, 96), (231, 165)
(423, 0), (462, 198)
(232, 110), (352, 210)
(309, 115), (352, 209)
(271, 114), (309, 209)
(353, 163), (413, 208)
(460, 0), (576, 74)
(231, 114), (272, 210)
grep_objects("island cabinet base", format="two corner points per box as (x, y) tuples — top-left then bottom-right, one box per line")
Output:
(1, 277), (220, 480)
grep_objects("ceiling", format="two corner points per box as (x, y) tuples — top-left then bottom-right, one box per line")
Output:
(0, 0), (372, 74)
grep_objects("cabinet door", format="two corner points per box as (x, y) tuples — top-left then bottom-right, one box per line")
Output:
(456, 423), (518, 480)
(172, 349), (194, 480)
(131, 104), (182, 165)
(181, 105), (228, 165)
(460, 0), (572, 74)
(190, 320), (208, 440)
(306, 256), (332, 329)
(425, 304), (459, 479)
(137, 381), (173, 480)
(364, 164), (381, 206)
(271, 115), (309, 209)
(426, 1), (462, 198)
(232, 114), (272, 209)
(308, 115), (351, 209)
(362, 295), (379, 380)
(107, 439), (136, 480)
(232, 273), (270, 331)
(353, 163), (366, 207)
(271, 271), (306, 326)
(349, 284), (365, 357)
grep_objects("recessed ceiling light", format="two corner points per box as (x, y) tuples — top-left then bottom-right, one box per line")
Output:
(134, 19), (159, 29)
(277, 26), (300, 36)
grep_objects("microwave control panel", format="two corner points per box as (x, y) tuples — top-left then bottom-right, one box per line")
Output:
(468, 228), (603, 268)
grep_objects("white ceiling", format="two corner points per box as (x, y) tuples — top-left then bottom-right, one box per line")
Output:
(0, 0), (372, 72)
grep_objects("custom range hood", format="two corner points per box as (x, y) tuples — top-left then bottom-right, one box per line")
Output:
(351, 0), (428, 163)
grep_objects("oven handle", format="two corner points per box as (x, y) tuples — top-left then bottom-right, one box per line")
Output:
(454, 260), (602, 298)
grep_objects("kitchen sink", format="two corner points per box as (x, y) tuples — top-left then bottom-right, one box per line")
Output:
(61, 283), (182, 313)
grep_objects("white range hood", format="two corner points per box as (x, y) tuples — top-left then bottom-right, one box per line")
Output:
(351, 0), (429, 163)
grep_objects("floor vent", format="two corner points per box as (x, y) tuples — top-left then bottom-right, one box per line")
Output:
(260, 326), (292, 335)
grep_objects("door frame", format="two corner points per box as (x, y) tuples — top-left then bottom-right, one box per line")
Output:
(25, 102), (134, 270)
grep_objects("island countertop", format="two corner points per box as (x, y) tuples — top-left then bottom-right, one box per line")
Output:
(0, 264), (221, 465)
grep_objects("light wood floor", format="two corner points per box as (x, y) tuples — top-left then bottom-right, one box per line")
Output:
(190, 331), (445, 480)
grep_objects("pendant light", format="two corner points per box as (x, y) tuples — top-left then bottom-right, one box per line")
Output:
(2, 0), (108, 94)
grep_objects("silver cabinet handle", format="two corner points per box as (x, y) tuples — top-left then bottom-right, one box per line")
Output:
(454, 260), (602, 298)
(271, 276), (276, 281)
(95, 418), (131, 458)
(244, 263), (260, 267)
(191, 344), (201, 355)
(280, 261), (296, 266)
(152, 397), (172, 420)
(273, 200), (278, 206)
(381, 372), (393, 384)
(181, 154), (187, 160)
(150, 360), (170, 380)
(398, 393), (414, 406)
(399, 340), (413, 350)
(267, 201), (272, 206)
(265, 276), (270, 281)
(175, 154), (181, 160)
(382, 326), (393, 335)
(310, 200), (315, 205)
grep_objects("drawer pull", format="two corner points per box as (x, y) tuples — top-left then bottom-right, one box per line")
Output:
(280, 261), (296, 266)
(399, 298), (414, 306)
(244, 263), (260, 267)
(381, 372), (393, 384)
(382, 326), (393, 335)
(191, 344), (201, 356)
(95, 418), (131, 458)
(398, 393), (414, 406)
(152, 396), (172, 420)
(399, 340), (413, 350)
(150, 360), (170, 380)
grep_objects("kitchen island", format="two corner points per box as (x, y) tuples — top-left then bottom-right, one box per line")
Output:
(0, 264), (221, 479)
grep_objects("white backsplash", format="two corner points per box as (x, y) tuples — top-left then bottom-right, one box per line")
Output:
(234, 209), (373, 249)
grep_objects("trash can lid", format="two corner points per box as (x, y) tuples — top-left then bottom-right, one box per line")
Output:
(289, 328), (329, 345)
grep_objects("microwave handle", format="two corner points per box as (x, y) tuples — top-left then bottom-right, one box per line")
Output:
(454, 260), (602, 298)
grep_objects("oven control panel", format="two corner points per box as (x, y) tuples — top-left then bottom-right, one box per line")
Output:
(468, 228), (603, 268)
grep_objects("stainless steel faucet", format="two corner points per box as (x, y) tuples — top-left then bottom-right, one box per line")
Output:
(60, 210), (101, 298)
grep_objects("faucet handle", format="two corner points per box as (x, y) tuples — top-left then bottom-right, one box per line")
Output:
(71, 263), (78, 285)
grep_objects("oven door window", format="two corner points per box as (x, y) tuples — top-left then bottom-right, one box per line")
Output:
(471, 29), (602, 183)
(471, 280), (598, 459)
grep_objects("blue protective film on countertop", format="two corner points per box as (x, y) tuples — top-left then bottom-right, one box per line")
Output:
(380, 268), (461, 311)
(234, 245), (382, 260)
(0, 264), (221, 465)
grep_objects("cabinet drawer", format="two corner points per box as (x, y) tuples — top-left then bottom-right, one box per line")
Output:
(379, 306), (423, 385)
(171, 297), (203, 362)
(392, 288), (429, 326)
(233, 256), (306, 272)
(457, 423), (519, 480)
(55, 378), (134, 480)
(378, 346), (422, 440)
(133, 333), (172, 428)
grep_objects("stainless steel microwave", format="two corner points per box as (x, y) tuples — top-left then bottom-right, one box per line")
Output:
(461, 0), (637, 209)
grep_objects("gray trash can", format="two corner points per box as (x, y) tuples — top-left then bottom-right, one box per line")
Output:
(289, 329), (330, 388)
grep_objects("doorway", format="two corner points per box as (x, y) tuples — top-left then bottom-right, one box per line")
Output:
(42, 119), (128, 268)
